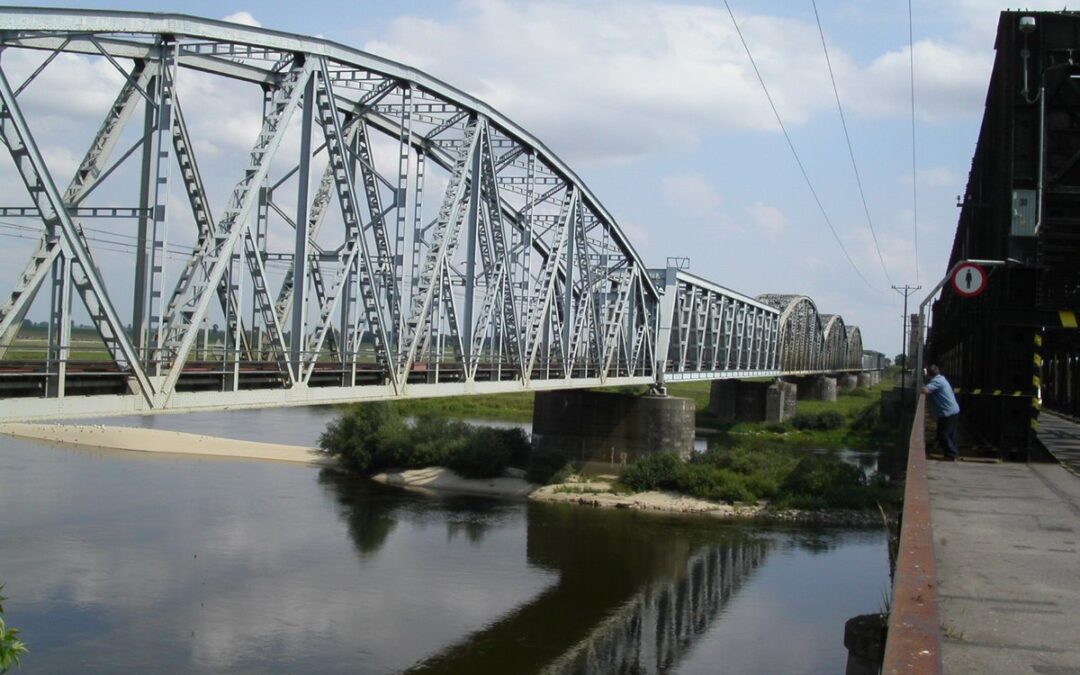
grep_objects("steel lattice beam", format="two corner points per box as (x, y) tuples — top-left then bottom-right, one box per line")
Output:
(0, 9), (866, 421)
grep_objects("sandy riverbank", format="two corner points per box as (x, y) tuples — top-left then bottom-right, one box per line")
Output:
(0, 423), (886, 525)
(0, 422), (333, 467)
(371, 466), (537, 497)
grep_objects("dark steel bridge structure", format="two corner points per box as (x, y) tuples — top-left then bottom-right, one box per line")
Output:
(925, 10), (1080, 457)
(0, 9), (867, 422)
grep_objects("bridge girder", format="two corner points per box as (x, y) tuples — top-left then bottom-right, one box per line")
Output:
(0, 9), (867, 420)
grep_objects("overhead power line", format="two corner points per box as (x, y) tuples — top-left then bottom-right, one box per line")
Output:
(811, 0), (894, 287)
(722, 0), (879, 292)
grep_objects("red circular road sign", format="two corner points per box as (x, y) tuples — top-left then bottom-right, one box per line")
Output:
(951, 263), (988, 298)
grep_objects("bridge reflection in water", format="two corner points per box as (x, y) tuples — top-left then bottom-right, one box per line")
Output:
(544, 543), (768, 675)
(361, 498), (773, 675)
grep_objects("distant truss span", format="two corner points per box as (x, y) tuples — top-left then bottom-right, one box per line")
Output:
(0, 9), (867, 421)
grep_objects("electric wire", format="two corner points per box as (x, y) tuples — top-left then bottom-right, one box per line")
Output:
(908, 0), (921, 284)
(811, 0), (894, 287)
(723, 0), (879, 291)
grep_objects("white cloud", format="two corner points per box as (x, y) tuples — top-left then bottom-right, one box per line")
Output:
(744, 202), (785, 240)
(660, 173), (723, 219)
(364, 1), (839, 164)
(918, 165), (962, 188)
(852, 39), (991, 123)
(222, 11), (262, 28)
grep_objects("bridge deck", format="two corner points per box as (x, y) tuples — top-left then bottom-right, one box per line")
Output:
(927, 456), (1080, 673)
(1036, 411), (1080, 475)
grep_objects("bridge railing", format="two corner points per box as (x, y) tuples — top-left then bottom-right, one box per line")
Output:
(882, 394), (943, 674)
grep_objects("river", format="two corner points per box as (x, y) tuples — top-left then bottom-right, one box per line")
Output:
(0, 407), (888, 674)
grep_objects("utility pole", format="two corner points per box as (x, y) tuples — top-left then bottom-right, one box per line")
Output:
(893, 284), (921, 409)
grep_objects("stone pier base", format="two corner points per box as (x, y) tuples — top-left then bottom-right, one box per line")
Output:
(710, 380), (796, 423)
(838, 374), (858, 392)
(532, 390), (695, 468)
(788, 375), (838, 401)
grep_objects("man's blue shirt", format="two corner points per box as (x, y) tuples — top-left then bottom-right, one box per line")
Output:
(925, 374), (960, 417)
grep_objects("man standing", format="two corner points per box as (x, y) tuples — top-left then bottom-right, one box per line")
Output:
(922, 364), (961, 461)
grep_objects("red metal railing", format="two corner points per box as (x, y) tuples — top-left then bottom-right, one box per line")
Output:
(882, 394), (943, 673)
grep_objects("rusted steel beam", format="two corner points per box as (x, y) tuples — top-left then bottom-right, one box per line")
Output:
(882, 395), (943, 674)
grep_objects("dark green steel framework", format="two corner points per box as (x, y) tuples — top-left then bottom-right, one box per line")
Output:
(928, 11), (1080, 457)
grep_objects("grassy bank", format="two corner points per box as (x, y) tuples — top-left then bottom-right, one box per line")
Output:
(663, 378), (896, 450)
(617, 446), (897, 510)
(386, 392), (535, 423)
(325, 377), (900, 511)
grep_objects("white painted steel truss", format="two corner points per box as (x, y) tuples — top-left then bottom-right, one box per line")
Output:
(0, 9), (865, 421)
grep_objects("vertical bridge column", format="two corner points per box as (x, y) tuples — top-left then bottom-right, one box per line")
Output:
(532, 390), (695, 470)
(709, 379), (796, 423)
(787, 375), (837, 401)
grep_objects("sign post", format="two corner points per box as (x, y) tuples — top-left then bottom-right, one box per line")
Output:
(916, 259), (1008, 381)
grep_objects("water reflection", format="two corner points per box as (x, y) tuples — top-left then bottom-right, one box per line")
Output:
(390, 504), (772, 675)
(316, 469), (515, 554)
(1, 424), (887, 675)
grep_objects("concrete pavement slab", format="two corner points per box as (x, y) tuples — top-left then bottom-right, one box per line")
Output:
(928, 460), (1080, 674)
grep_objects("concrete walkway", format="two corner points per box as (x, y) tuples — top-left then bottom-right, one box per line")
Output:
(927, 459), (1080, 673)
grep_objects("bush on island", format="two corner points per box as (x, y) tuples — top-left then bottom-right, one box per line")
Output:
(619, 445), (894, 509)
(790, 410), (845, 431)
(320, 404), (531, 480)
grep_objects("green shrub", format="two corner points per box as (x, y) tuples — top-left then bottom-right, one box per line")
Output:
(790, 411), (845, 431)
(526, 444), (572, 484)
(774, 455), (875, 509)
(499, 427), (532, 469)
(619, 452), (685, 491)
(447, 427), (512, 479)
(321, 406), (531, 479)
(0, 585), (27, 674)
(319, 402), (402, 472)
(620, 446), (894, 508)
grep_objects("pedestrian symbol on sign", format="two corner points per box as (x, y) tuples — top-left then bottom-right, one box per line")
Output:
(951, 263), (988, 298)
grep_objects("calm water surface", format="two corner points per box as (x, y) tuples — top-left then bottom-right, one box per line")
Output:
(0, 408), (888, 674)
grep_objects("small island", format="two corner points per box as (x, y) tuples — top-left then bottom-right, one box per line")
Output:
(318, 379), (901, 525)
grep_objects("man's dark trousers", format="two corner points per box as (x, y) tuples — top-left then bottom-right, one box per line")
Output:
(937, 413), (959, 459)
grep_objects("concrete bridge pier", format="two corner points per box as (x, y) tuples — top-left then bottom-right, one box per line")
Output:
(532, 390), (695, 470)
(838, 374), (858, 392)
(788, 375), (838, 402)
(709, 380), (796, 423)
(857, 372), (873, 389)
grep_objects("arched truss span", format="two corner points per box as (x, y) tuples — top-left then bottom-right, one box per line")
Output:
(756, 294), (823, 373)
(0, 8), (660, 418)
(820, 314), (848, 372)
(845, 326), (863, 370)
(0, 9), (869, 420)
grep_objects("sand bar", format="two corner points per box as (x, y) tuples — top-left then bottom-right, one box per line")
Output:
(0, 422), (333, 467)
(372, 466), (537, 498)
(0, 424), (887, 524)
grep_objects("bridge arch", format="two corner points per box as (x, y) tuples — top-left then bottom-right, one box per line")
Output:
(0, 7), (661, 417)
(0, 9), (870, 420)
(845, 326), (863, 370)
(820, 314), (848, 371)
(755, 294), (823, 373)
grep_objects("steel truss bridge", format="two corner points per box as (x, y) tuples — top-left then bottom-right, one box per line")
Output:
(0, 9), (865, 422)
(926, 10), (1080, 456)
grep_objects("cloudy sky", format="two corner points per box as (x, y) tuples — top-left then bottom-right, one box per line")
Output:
(1, 0), (1070, 355)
